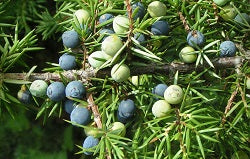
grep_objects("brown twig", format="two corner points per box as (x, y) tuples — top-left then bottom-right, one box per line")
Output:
(212, 2), (219, 21)
(87, 93), (102, 129)
(82, 44), (88, 70)
(237, 82), (249, 114)
(236, 43), (250, 58)
(221, 88), (238, 125)
(175, 109), (187, 156)
(2, 56), (250, 81)
(125, 0), (133, 43)
(178, 12), (190, 32)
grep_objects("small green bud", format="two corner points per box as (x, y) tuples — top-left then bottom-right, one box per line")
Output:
(164, 85), (184, 104)
(30, 80), (48, 97)
(111, 64), (130, 82)
(152, 100), (171, 118)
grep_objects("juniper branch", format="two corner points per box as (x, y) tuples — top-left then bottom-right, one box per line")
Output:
(2, 56), (249, 82)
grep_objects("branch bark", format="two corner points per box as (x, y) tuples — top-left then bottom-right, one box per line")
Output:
(87, 93), (102, 129)
(2, 56), (249, 82)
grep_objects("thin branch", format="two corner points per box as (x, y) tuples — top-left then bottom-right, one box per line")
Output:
(2, 56), (250, 81)
(221, 88), (238, 125)
(87, 93), (102, 129)
(178, 12), (190, 32)
(82, 44), (88, 70)
(212, 2), (219, 21)
(125, 0), (133, 43)
(237, 82), (249, 114)
(175, 109), (187, 156)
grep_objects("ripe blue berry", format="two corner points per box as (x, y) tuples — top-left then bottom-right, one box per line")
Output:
(99, 29), (115, 41)
(234, 13), (250, 24)
(134, 33), (145, 44)
(117, 111), (129, 123)
(59, 53), (76, 70)
(64, 100), (75, 114)
(65, 81), (86, 99)
(152, 84), (168, 97)
(17, 90), (32, 104)
(130, 2), (145, 20)
(151, 20), (169, 36)
(118, 99), (135, 119)
(70, 106), (91, 126)
(99, 13), (114, 28)
(30, 80), (48, 97)
(82, 136), (99, 155)
(47, 82), (65, 102)
(187, 30), (205, 48)
(62, 30), (79, 48)
(219, 41), (236, 57)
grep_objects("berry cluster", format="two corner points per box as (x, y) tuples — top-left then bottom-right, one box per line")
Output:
(152, 84), (184, 118)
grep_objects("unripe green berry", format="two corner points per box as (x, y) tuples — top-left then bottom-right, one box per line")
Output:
(179, 46), (197, 63)
(147, 1), (167, 18)
(220, 5), (237, 21)
(29, 80), (48, 97)
(164, 85), (184, 104)
(88, 51), (107, 68)
(213, 0), (229, 6)
(113, 15), (130, 34)
(84, 124), (103, 138)
(74, 9), (90, 24)
(131, 76), (139, 86)
(111, 64), (130, 82)
(246, 77), (250, 90)
(152, 100), (171, 118)
(109, 122), (126, 137)
(101, 35), (123, 57)
(231, 151), (249, 159)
